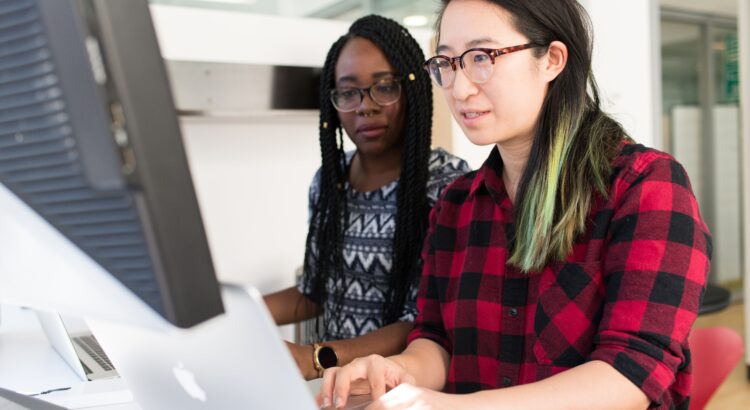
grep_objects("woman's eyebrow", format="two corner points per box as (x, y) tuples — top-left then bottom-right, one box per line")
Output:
(436, 37), (499, 54)
(372, 71), (396, 79)
(336, 71), (395, 85)
(336, 75), (357, 84)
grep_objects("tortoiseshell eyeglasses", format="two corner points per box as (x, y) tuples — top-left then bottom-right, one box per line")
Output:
(423, 43), (546, 88)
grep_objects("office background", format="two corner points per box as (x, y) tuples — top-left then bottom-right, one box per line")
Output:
(147, 0), (664, 301)
(0, 0), (745, 408)
(143, 0), (746, 338)
(146, 2), (750, 406)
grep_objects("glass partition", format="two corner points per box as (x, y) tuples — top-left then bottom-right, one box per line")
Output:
(661, 12), (742, 290)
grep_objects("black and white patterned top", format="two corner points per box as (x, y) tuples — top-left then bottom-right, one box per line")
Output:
(298, 148), (470, 341)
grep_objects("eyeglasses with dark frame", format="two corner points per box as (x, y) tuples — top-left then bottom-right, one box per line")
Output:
(330, 77), (402, 112)
(423, 43), (546, 88)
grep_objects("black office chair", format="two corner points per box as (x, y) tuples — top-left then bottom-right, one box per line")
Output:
(698, 283), (731, 315)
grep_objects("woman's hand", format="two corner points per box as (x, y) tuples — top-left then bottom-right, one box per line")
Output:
(285, 341), (317, 380)
(316, 354), (416, 408)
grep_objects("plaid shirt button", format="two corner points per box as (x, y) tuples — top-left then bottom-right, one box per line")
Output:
(502, 377), (512, 387)
(509, 308), (518, 317)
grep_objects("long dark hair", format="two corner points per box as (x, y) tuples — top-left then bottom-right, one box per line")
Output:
(302, 15), (433, 335)
(437, 0), (625, 272)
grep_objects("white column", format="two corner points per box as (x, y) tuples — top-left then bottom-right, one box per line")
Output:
(739, 0), (750, 377)
(580, 0), (662, 148)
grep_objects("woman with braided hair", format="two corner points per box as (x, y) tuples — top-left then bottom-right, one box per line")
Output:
(264, 15), (469, 380)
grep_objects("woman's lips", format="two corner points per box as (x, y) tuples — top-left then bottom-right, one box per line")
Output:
(356, 125), (388, 138)
(460, 110), (490, 126)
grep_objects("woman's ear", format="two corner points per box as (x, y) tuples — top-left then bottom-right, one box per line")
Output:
(540, 40), (568, 82)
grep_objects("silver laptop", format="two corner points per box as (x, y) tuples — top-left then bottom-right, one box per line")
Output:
(35, 310), (118, 382)
(85, 284), (372, 410)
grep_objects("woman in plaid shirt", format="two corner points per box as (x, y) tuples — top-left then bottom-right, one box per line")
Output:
(318, 1), (710, 409)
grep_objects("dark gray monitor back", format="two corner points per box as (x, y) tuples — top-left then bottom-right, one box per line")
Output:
(0, 0), (224, 328)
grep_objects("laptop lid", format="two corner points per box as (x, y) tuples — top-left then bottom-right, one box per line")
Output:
(35, 310), (118, 382)
(85, 284), (319, 410)
(35, 310), (88, 382)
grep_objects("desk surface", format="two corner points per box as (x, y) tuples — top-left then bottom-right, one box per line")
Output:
(0, 305), (354, 409)
(0, 305), (138, 409)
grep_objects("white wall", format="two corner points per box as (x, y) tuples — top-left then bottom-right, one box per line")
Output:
(179, 116), (320, 290)
(150, 4), (349, 67)
(150, 5), (349, 300)
(150, 4), (436, 66)
(179, 114), (326, 341)
(581, 0), (662, 148)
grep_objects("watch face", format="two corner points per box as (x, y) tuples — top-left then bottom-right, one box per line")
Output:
(318, 346), (338, 369)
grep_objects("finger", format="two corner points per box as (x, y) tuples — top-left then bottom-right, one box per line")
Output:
(366, 356), (386, 400)
(332, 359), (370, 409)
(318, 367), (339, 408)
(382, 360), (414, 390)
(349, 378), (374, 396)
(314, 390), (326, 409)
(332, 366), (353, 409)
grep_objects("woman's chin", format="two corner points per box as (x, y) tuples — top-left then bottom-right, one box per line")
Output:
(464, 133), (501, 147)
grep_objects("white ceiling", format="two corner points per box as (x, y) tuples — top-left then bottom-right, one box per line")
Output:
(153, 0), (740, 23)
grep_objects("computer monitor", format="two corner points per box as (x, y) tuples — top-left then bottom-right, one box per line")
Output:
(0, 0), (224, 328)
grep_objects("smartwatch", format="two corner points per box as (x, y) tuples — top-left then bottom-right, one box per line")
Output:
(312, 343), (338, 377)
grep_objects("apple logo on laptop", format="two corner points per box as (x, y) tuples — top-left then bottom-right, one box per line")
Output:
(173, 361), (207, 402)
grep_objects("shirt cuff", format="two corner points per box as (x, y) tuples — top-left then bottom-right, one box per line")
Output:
(407, 325), (451, 353)
(296, 280), (322, 305)
(588, 345), (678, 406)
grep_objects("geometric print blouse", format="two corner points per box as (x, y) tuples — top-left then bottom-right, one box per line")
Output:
(298, 148), (470, 341)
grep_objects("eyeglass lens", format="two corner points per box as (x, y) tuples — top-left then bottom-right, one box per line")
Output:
(427, 49), (494, 88)
(331, 79), (401, 111)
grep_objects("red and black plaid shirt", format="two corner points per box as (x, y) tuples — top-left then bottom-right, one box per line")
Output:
(407, 143), (711, 409)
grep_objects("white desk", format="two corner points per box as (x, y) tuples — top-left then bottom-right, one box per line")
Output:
(0, 304), (138, 409)
(0, 305), (351, 409)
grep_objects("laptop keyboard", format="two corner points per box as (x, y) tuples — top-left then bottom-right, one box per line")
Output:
(73, 335), (115, 371)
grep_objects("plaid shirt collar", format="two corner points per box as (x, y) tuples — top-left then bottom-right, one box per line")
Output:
(469, 146), (512, 209)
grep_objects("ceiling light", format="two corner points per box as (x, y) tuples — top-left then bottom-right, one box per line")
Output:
(194, 0), (258, 5)
(403, 15), (428, 27)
